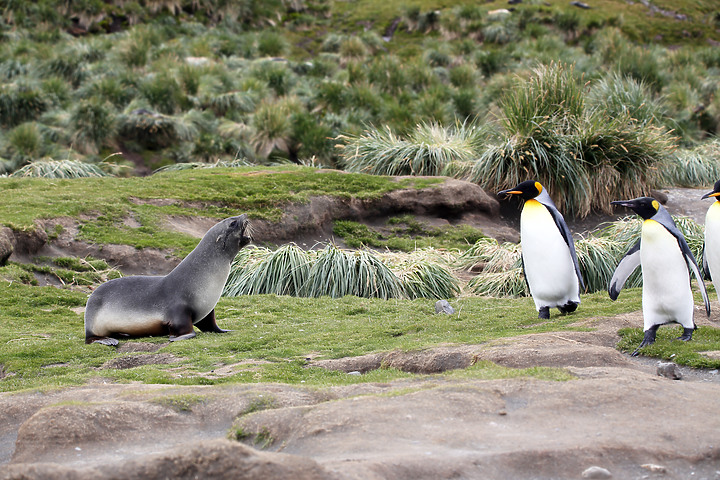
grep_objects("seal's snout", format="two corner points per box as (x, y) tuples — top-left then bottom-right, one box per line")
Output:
(237, 215), (253, 246)
(242, 219), (253, 242)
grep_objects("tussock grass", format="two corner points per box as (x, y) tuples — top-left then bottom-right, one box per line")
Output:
(224, 244), (459, 300)
(469, 63), (673, 217)
(9, 159), (111, 178)
(381, 249), (461, 300)
(152, 158), (253, 173)
(338, 120), (486, 177)
(224, 245), (309, 297)
(664, 145), (720, 188)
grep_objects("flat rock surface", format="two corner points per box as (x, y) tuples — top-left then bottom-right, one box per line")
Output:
(3, 313), (720, 480)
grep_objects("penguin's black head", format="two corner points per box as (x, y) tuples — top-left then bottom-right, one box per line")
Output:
(498, 180), (543, 201)
(701, 179), (720, 201)
(610, 197), (660, 220)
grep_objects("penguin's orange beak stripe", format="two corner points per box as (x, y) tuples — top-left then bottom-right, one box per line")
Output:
(710, 192), (720, 198)
(505, 190), (522, 195)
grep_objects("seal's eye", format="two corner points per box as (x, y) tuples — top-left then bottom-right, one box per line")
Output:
(229, 220), (237, 228)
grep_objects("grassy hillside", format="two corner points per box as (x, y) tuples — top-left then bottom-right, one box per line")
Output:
(1, 0), (719, 180)
(0, 166), (431, 250)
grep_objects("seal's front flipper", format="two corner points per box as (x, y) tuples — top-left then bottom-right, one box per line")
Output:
(90, 337), (119, 347)
(167, 305), (197, 341)
(169, 332), (197, 342)
(195, 309), (229, 333)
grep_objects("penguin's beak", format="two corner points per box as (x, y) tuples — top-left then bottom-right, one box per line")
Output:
(498, 189), (522, 197)
(611, 200), (634, 208)
(701, 191), (720, 200)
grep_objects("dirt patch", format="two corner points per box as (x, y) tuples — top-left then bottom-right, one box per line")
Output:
(117, 342), (168, 353)
(163, 216), (219, 239)
(100, 353), (180, 370)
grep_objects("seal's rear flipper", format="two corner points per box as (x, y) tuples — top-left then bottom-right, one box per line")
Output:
(195, 310), (229, 333)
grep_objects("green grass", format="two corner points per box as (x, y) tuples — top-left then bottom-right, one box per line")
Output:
(618, 325), (720, 368)
(150, 393), (208, 412)
(333, 216), (486, 251)
(0, 278), (647, 393)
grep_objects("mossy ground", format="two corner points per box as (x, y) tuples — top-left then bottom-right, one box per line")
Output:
(0, 273), (649, 393)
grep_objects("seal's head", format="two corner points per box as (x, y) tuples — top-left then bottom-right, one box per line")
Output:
(214, 214), (253, 251)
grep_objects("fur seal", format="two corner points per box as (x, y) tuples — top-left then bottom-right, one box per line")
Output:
(84, 214), (252, 346)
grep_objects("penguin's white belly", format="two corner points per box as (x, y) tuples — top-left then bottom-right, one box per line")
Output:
(520, 200), (579, 309)
(705, 202), (720, 300)
(640, 219), (693, 329)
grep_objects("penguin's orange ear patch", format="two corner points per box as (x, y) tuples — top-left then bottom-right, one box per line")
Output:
(652, 200), (659, 211)
(534, 182), (542, 194)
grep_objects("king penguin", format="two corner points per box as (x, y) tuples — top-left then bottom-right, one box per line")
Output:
(609, 197), (710, 356)
(498, 180), (584, 319)
(701, 179), (720, 300)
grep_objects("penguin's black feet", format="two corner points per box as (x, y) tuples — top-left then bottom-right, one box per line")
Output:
(677, 327), (695, 342)
(631, 325), (659, 357)
(538, 306), (550, 319)
(558, 301), (579, 315)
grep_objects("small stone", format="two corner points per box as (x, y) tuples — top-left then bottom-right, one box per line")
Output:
(657, 362), (682, 380)
(641, 464), (667, 473)
(435, 300), (455, 315)
(570, 0), (591, 9)
(582, 466), (612, 479)
(348, 371), (362, 376)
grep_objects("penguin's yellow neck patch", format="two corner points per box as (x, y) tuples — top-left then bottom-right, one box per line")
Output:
(522, 199), (548, 220)
(710, 201), (720, 215)
(642, 218), (667, 241)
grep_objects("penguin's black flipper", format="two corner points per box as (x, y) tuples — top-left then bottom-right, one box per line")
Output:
(540, 199), (586, 292)
(702, 243), (711, 281)
(609, 239), (641, 300)
(520, 255), (531, 295)
(684, 249), (711, 316)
